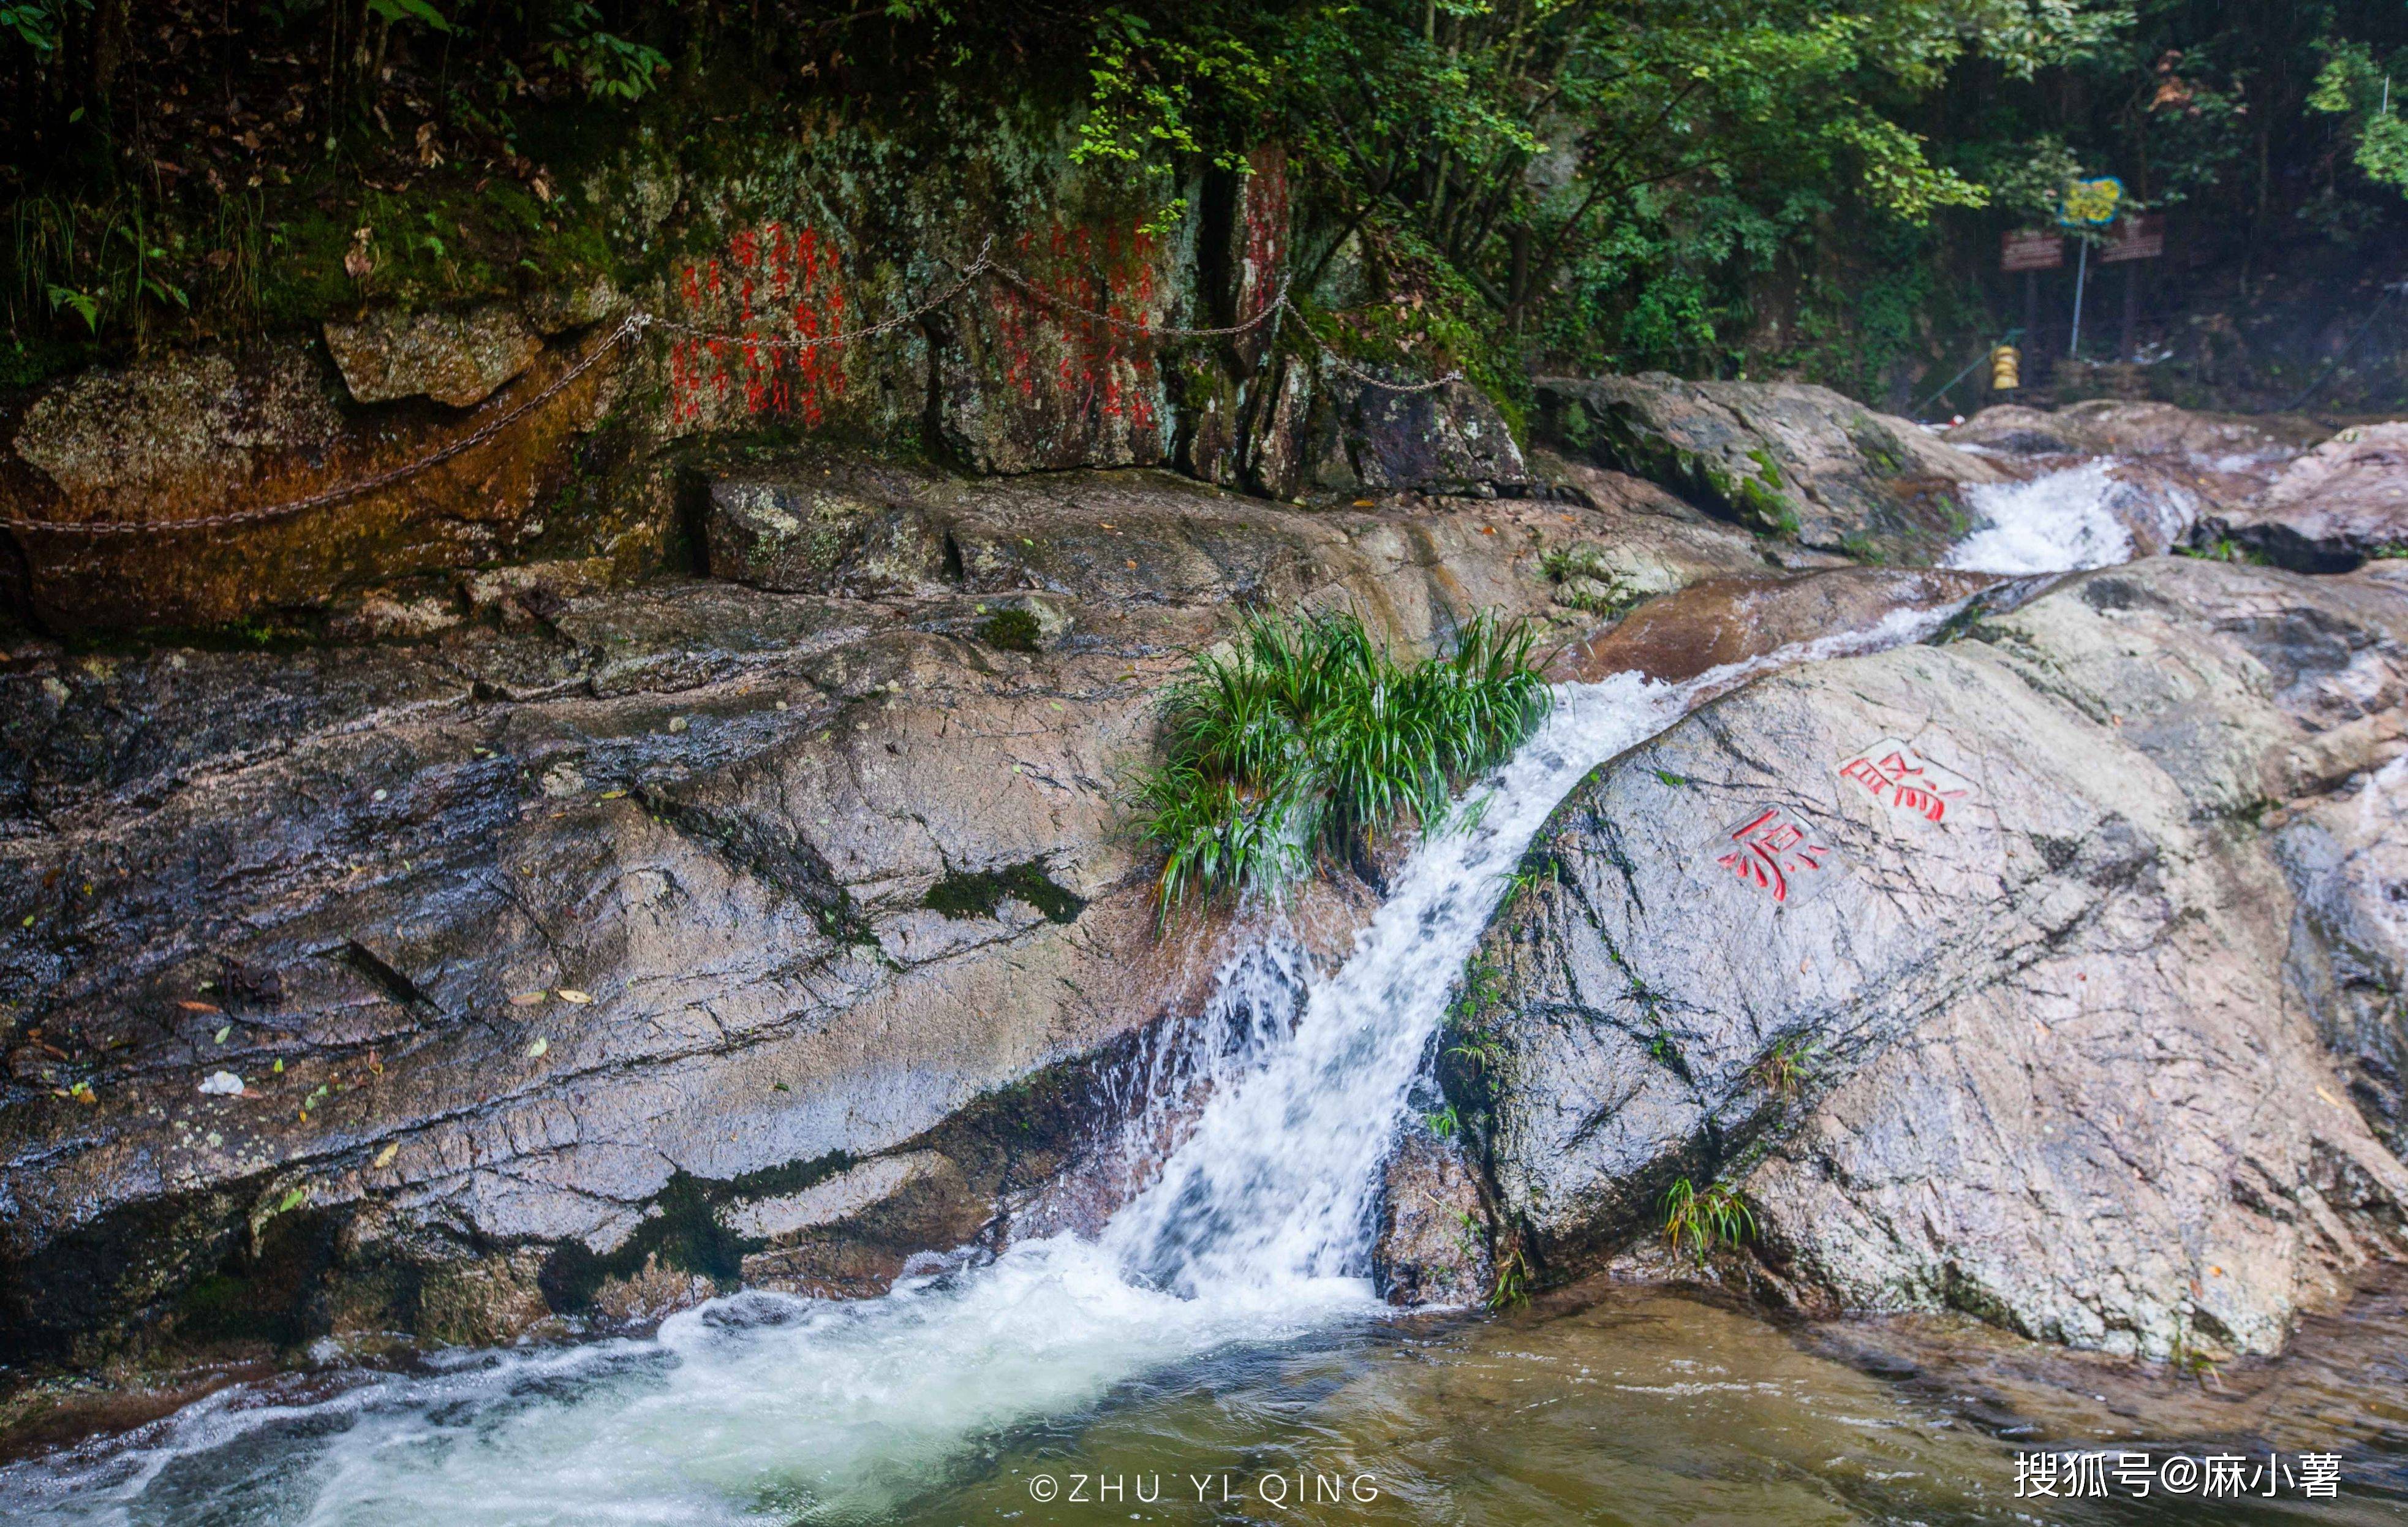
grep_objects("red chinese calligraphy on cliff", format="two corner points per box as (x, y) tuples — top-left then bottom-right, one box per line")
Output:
(667, 222), (854, 429)
(1836, 737), (1975, 824)
(987, 220), (1163, 437)
(1715, 806), (1832, 904)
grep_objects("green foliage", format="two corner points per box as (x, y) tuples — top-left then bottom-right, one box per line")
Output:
(0, 0), (85, 56)
(1131, 610), (1550, 913)
(1660, 1177), (1756, 1265)
(2312, 42), (2408, 195)
(1486, 1242), (1531, 1311)
(1423, 1103), (1460, 1139)
(979, 608), (1045, 652)
(548, 3), (670, 102)
(1749, 1035), (1816, 1100)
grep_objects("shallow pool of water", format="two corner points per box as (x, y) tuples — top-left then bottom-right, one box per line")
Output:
(892, 1272), (2408, 1527)
(17, 1268), (2404, 1526)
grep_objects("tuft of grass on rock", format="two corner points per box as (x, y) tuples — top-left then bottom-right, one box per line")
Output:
(1660, 1177), (1756, 1265)
(1131, 609), (1551, 914)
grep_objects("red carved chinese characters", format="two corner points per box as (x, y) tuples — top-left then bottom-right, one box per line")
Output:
(990, 221), (1163, 436)
(1716, 807), (1831, 903)
(668, 222), (853, 428)
(1836, 737), (1974, 824)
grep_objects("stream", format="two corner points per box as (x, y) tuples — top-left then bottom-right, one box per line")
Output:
(5, 465), (2404, 1525)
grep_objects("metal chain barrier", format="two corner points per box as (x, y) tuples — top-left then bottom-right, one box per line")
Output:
(0, 311), (654, 538)
(4, 249), (1471, 537)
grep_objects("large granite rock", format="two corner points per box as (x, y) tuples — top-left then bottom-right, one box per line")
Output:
(322, 303), (546, 407)
(1535, 374), (2007, 561)
(1449, 556), (2408, 1360)
(1, 328), (643, 632)
(2201, 422), (2408, 572)
(0, 468), (1607, 1367)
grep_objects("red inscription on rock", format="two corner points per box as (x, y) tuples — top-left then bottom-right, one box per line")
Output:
(1715, 807), (1831, 904)
(667, 222), (853, 428)
(1836, 737), (1974, 824)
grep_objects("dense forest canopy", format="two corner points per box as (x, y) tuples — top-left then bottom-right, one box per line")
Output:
(5, 1), (2407, 405)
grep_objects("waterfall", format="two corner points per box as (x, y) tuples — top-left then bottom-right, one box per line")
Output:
(5, 610), (1960, 1527)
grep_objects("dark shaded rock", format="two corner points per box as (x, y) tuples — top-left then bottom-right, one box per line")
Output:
(1370, 1120), (1493, 1306)
(322, 303), (545, 407)
(1329, 373), (1530, 499)
(1455, 556), (2408, 1360)
(1, 327), (640, 633)
(2276, 760), (2408, 1156)
(1536, 374), (2004, 559)
(2202, 422), (2408, 572)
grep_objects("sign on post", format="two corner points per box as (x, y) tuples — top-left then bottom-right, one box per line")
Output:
(2001, 230), (2064, 272)
(2099, 214), (2165, 263)
(2058, 176), (2125, 360)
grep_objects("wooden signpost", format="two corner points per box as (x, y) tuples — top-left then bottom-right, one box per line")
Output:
(2002, 230), (2064, 357)
(2099, 214), (2165, 361)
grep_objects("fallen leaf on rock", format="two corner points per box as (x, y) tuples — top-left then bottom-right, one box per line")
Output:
(372, 1141), (400, 1169)
(214, 1025), (231, 1044)
(177, 1001), (222, 1014)
(509, 991), (548, 1007)
(527, 1037), (549, 1058)
(556, 989), (592, 1005)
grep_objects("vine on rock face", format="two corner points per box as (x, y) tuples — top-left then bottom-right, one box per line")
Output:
(1131, 608), (1550, 915)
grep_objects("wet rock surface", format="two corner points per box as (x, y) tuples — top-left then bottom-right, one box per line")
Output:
(1547, 567), (2007, 684)
(322, 303), (546, 408)
(1536, 373), (2005, 561)
(1452, 555), (2408, 1359)
(2203, 422), (2408, 572)
(0, 466), (1634, 1365)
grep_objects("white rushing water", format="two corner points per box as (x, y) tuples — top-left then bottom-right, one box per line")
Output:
(6, 610), (1958, 1527)
(1943, 458), (2191, 575)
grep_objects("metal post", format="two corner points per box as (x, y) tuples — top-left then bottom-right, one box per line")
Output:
(2068, 238), (2089, 360)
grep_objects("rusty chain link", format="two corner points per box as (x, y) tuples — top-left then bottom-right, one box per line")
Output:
(4, 251), (1469, 537)
(0, 311), (654, 538)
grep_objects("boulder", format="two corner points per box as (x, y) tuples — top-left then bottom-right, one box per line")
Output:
(11, 342), (344, 512)
(1450, 556), (2408, 1360)
(0, 470), (1593, 1366)
(1536, 374), (2007, 561)
(1950, 400), (2319, 466)
(2276, 758), (2408, 1156)
(1370, 1119), (1493, 1306)
(1326, 372), (1530, 499)
(2, 328), (639, 633)
(323, 302), (546, 407)
(2202, 422), (2408, 572)
(1547, 567), (2006, 684)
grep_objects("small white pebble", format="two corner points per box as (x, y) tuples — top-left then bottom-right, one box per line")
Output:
(198, 1070), (243, 1096)
(371, 789), (388, 802)
(668, 716), (689, 734)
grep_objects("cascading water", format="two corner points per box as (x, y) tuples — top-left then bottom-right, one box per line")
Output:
(4, 609), (1960, 1527)
(1942, 458), (2195, 574)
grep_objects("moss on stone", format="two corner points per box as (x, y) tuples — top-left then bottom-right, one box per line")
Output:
(923, 861), (1085, 924)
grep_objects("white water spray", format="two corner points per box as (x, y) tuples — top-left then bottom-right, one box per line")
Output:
(3, 610), (1959, 1527)
(1944, 459), (2192, 574)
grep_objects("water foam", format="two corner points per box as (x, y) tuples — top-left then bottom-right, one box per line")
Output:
(1, 610), (1961, 1527)
(1943, 460), (2187, 574)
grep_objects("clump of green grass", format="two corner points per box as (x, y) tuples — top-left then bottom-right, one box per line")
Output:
(1660, 1177), (1756, 1265)
(1131, 609), (1551, 913)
